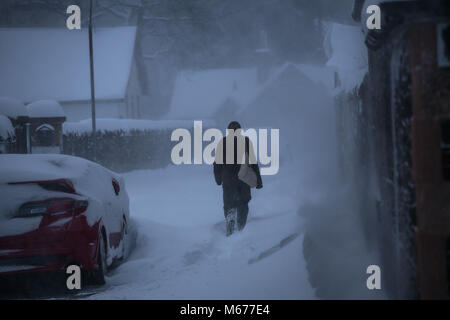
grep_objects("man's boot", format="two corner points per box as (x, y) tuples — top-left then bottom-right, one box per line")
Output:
(226, 208), (237, 236)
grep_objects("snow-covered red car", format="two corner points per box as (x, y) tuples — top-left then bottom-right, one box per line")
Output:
(0, 154), (130, 284)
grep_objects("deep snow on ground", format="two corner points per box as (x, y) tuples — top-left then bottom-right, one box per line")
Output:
(85, 163), (315, 299)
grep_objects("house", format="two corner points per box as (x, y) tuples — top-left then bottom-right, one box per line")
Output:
(164, 67), (263, 129)
(0, 27), (138, 122)
(337, 0), (450, 299)
(164, 63), (335, 168)
(165, 63), (335, 132)
(239, 62), (336, 166)
(239, 63), (335, 129)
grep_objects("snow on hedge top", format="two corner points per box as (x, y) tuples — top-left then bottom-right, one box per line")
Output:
(0, 27), (136, 102)
(63, 118), (206, 134)
(166, 68), (261, 120)
(326, 23), (368, 92)
(0, 115), (14, 140)
(0, 97), (28, 119)
(27, 100), (65, 118)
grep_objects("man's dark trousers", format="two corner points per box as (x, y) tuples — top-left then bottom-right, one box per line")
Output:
(223, 182), (250, 231)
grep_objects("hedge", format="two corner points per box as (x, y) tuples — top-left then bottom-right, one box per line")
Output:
(63, 129), (176, 173)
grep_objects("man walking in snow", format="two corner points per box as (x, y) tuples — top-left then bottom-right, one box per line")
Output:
(213, 121), (263, 236)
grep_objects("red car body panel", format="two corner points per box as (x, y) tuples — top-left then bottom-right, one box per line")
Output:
(0, 206), (102, 275)
(0, 188), (126, 276)
(0, 155), (130, 277)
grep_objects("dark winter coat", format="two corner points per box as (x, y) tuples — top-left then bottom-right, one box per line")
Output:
(213, 135), (262, 209)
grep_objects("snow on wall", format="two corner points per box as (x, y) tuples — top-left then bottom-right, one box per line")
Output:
(326, 23), (368, 93)
(0, 115), (14, 140)
(0, 97), (28, 119)
(27, 100), (65, 118)
(0, 27), (136, 103)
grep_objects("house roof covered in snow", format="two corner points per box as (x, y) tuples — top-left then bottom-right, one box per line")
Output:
(166, 67), (261, 120)
(166, 63), (335, 120)
(0, 27), (136, 103)
(252, 63), (335, 100)
(27, 100), (65, 118)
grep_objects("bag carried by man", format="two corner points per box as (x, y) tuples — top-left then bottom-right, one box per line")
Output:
(238, 138), (258, 188)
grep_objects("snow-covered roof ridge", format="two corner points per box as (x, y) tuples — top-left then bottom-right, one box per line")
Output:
(0, 27), (137, 103)
(293, 63), (336, 91)
(252, 62), (335, 101)
(166, 67), (261, 120)
(0, 97), (28, 119)
(167, 62), (336, 120)
(27, 100), (65, 118)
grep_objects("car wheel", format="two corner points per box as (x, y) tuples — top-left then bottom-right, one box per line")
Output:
(91, 231), (107, 285)
(121, 219), (128, 260)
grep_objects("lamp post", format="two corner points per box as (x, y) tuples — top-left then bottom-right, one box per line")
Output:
(89, 0), (96, 133)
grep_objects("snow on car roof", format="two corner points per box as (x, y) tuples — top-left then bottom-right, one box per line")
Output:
(27, 100), (65, 118)
(0, 154), (104, 184)
(0, 154), (128, 235)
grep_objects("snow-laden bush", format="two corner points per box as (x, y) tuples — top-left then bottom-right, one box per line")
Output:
(0, 115), (15, 154)
(0, 115), (15, 142)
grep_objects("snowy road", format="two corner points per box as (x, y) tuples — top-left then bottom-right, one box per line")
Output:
(85, 164), (316, 299)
